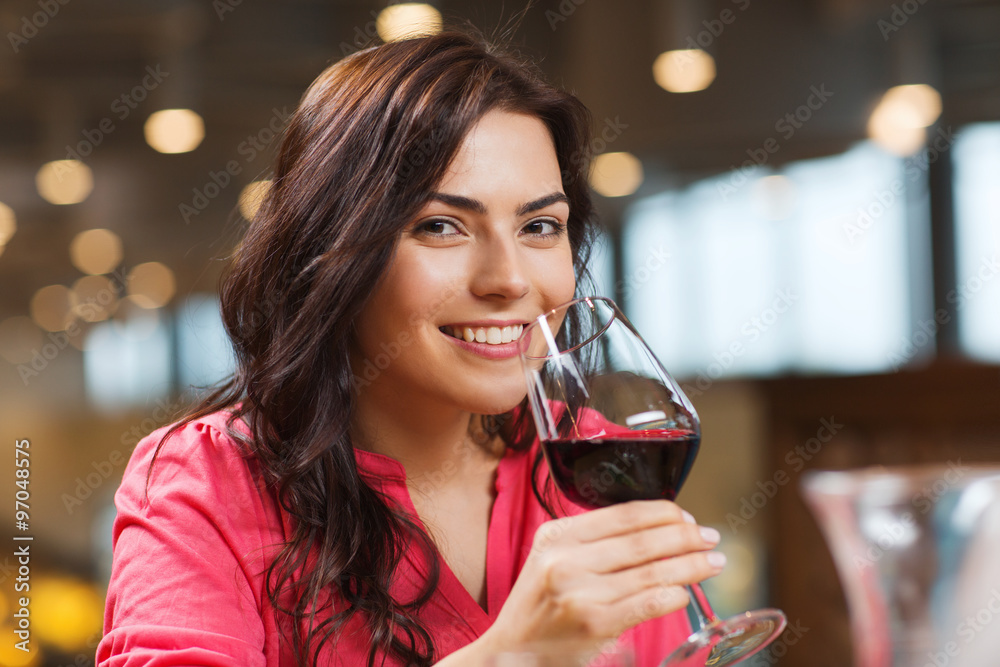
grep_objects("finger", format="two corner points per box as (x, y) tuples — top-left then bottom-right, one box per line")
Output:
(585, 582), (692, 637)
(597, 549), (726, 633)
(591, 550), (726, 607)
(570, 500), (690, 543)
(584, 522), (721, 573)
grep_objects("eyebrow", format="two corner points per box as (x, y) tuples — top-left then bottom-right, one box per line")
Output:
(428, 191), (570, 216)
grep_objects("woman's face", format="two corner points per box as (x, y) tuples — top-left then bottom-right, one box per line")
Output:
(352, 110), (576, 415)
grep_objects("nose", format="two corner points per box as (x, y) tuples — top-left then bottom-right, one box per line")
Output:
(469, 233), (530, 300)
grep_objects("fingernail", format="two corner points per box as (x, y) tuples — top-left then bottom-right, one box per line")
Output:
(682, 510), (696, 524)
(699, 527), (721, 544)
(707, 551), (727, 569)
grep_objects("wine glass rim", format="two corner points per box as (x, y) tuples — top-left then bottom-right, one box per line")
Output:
(519, 295), (621, 361)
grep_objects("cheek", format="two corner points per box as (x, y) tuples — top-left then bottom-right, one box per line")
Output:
(357, 251), (461, 351)
(536, 246), (577, 304)
(354, 263), (413, 353)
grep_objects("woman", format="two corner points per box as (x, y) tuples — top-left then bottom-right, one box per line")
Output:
(98, 30), (724, 667)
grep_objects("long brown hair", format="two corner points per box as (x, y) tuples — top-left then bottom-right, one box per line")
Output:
(154, 29), (598, 666)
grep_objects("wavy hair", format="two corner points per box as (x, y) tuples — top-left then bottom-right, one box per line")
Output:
(153, 29), (598, 667)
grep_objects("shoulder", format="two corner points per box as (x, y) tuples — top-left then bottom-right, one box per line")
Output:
(111, 408), (287, 589)
(103, 410), (282, 662)
(128, 410), (250, 475)
(117, 410), (269, 519)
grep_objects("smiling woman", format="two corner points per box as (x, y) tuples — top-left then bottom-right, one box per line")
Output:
(98, 28), (722, 667)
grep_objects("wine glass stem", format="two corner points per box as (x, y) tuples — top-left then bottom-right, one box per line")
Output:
(686, 583), (720, 629)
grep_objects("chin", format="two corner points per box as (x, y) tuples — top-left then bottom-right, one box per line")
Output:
(457, 384), (527, 416)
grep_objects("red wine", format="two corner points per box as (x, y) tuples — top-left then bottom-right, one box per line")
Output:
(543, 429), (699, 509)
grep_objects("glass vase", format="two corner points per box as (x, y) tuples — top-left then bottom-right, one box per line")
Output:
(801, 464), (1000, 667)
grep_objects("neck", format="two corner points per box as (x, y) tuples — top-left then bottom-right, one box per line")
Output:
(351, 382), (503, 488)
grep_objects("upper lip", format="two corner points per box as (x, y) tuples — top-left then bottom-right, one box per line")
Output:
(443, 319), (531, 328)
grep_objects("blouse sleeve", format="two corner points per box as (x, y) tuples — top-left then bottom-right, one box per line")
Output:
(97, 417), (281, 666)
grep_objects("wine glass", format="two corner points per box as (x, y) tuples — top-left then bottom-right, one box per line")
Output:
(517, 296), (787, 667)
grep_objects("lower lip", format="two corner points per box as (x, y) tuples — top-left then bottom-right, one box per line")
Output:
(443, 331), (523, 360)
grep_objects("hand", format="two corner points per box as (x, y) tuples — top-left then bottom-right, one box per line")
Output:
(481, 500), (724, 652)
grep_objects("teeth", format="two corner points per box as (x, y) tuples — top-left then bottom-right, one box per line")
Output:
(444, 324), (524, 345)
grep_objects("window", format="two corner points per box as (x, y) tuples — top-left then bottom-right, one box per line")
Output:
(952, 122), (1000, 362)
(176, 294), (235, 391)
(586, 229), (616, 299)
(84, 309), (171, 414)
(622, 142), (912, 381)
(83, 294), (234, 412)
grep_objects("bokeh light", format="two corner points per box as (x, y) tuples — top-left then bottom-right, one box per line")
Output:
(589, 152), (644, 197)
(73, 275), (118, 322)
(0, 201), (16, 246)
(0, 316), (43, 364)
(868, 84), (941, 156)
(0, 635), (40, 666)
(70, 228), (123, 275)
(126, 261), (176, 308)
(653, 49), (716, 93)
(868, 107), (926, 156)
(30, 285), (77, 332)
(144, 108), (206, 154)
(31, 575), (104, 652)
(35, 159), (94, 205)
(376, 3), (442, 42)
(881, 84), (942, 128)
(238, 179), (271, 220)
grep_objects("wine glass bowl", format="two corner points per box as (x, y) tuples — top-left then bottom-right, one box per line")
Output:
(518, 296), (787, 667)
(518, 297), (700, 508)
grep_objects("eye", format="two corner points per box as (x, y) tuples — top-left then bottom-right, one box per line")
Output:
(521, 218), (566, 237)
(414, 218), (461, 236)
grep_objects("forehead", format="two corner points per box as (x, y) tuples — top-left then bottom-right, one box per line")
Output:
(435, 110), (562, 194)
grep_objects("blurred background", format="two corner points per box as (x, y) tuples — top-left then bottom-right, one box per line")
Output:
(0, 0), (998, 665)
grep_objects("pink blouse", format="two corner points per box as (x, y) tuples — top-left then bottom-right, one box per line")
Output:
(97, 410), (692, 666)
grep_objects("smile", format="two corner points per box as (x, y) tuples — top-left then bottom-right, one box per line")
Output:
(439, 324), (525, 345)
